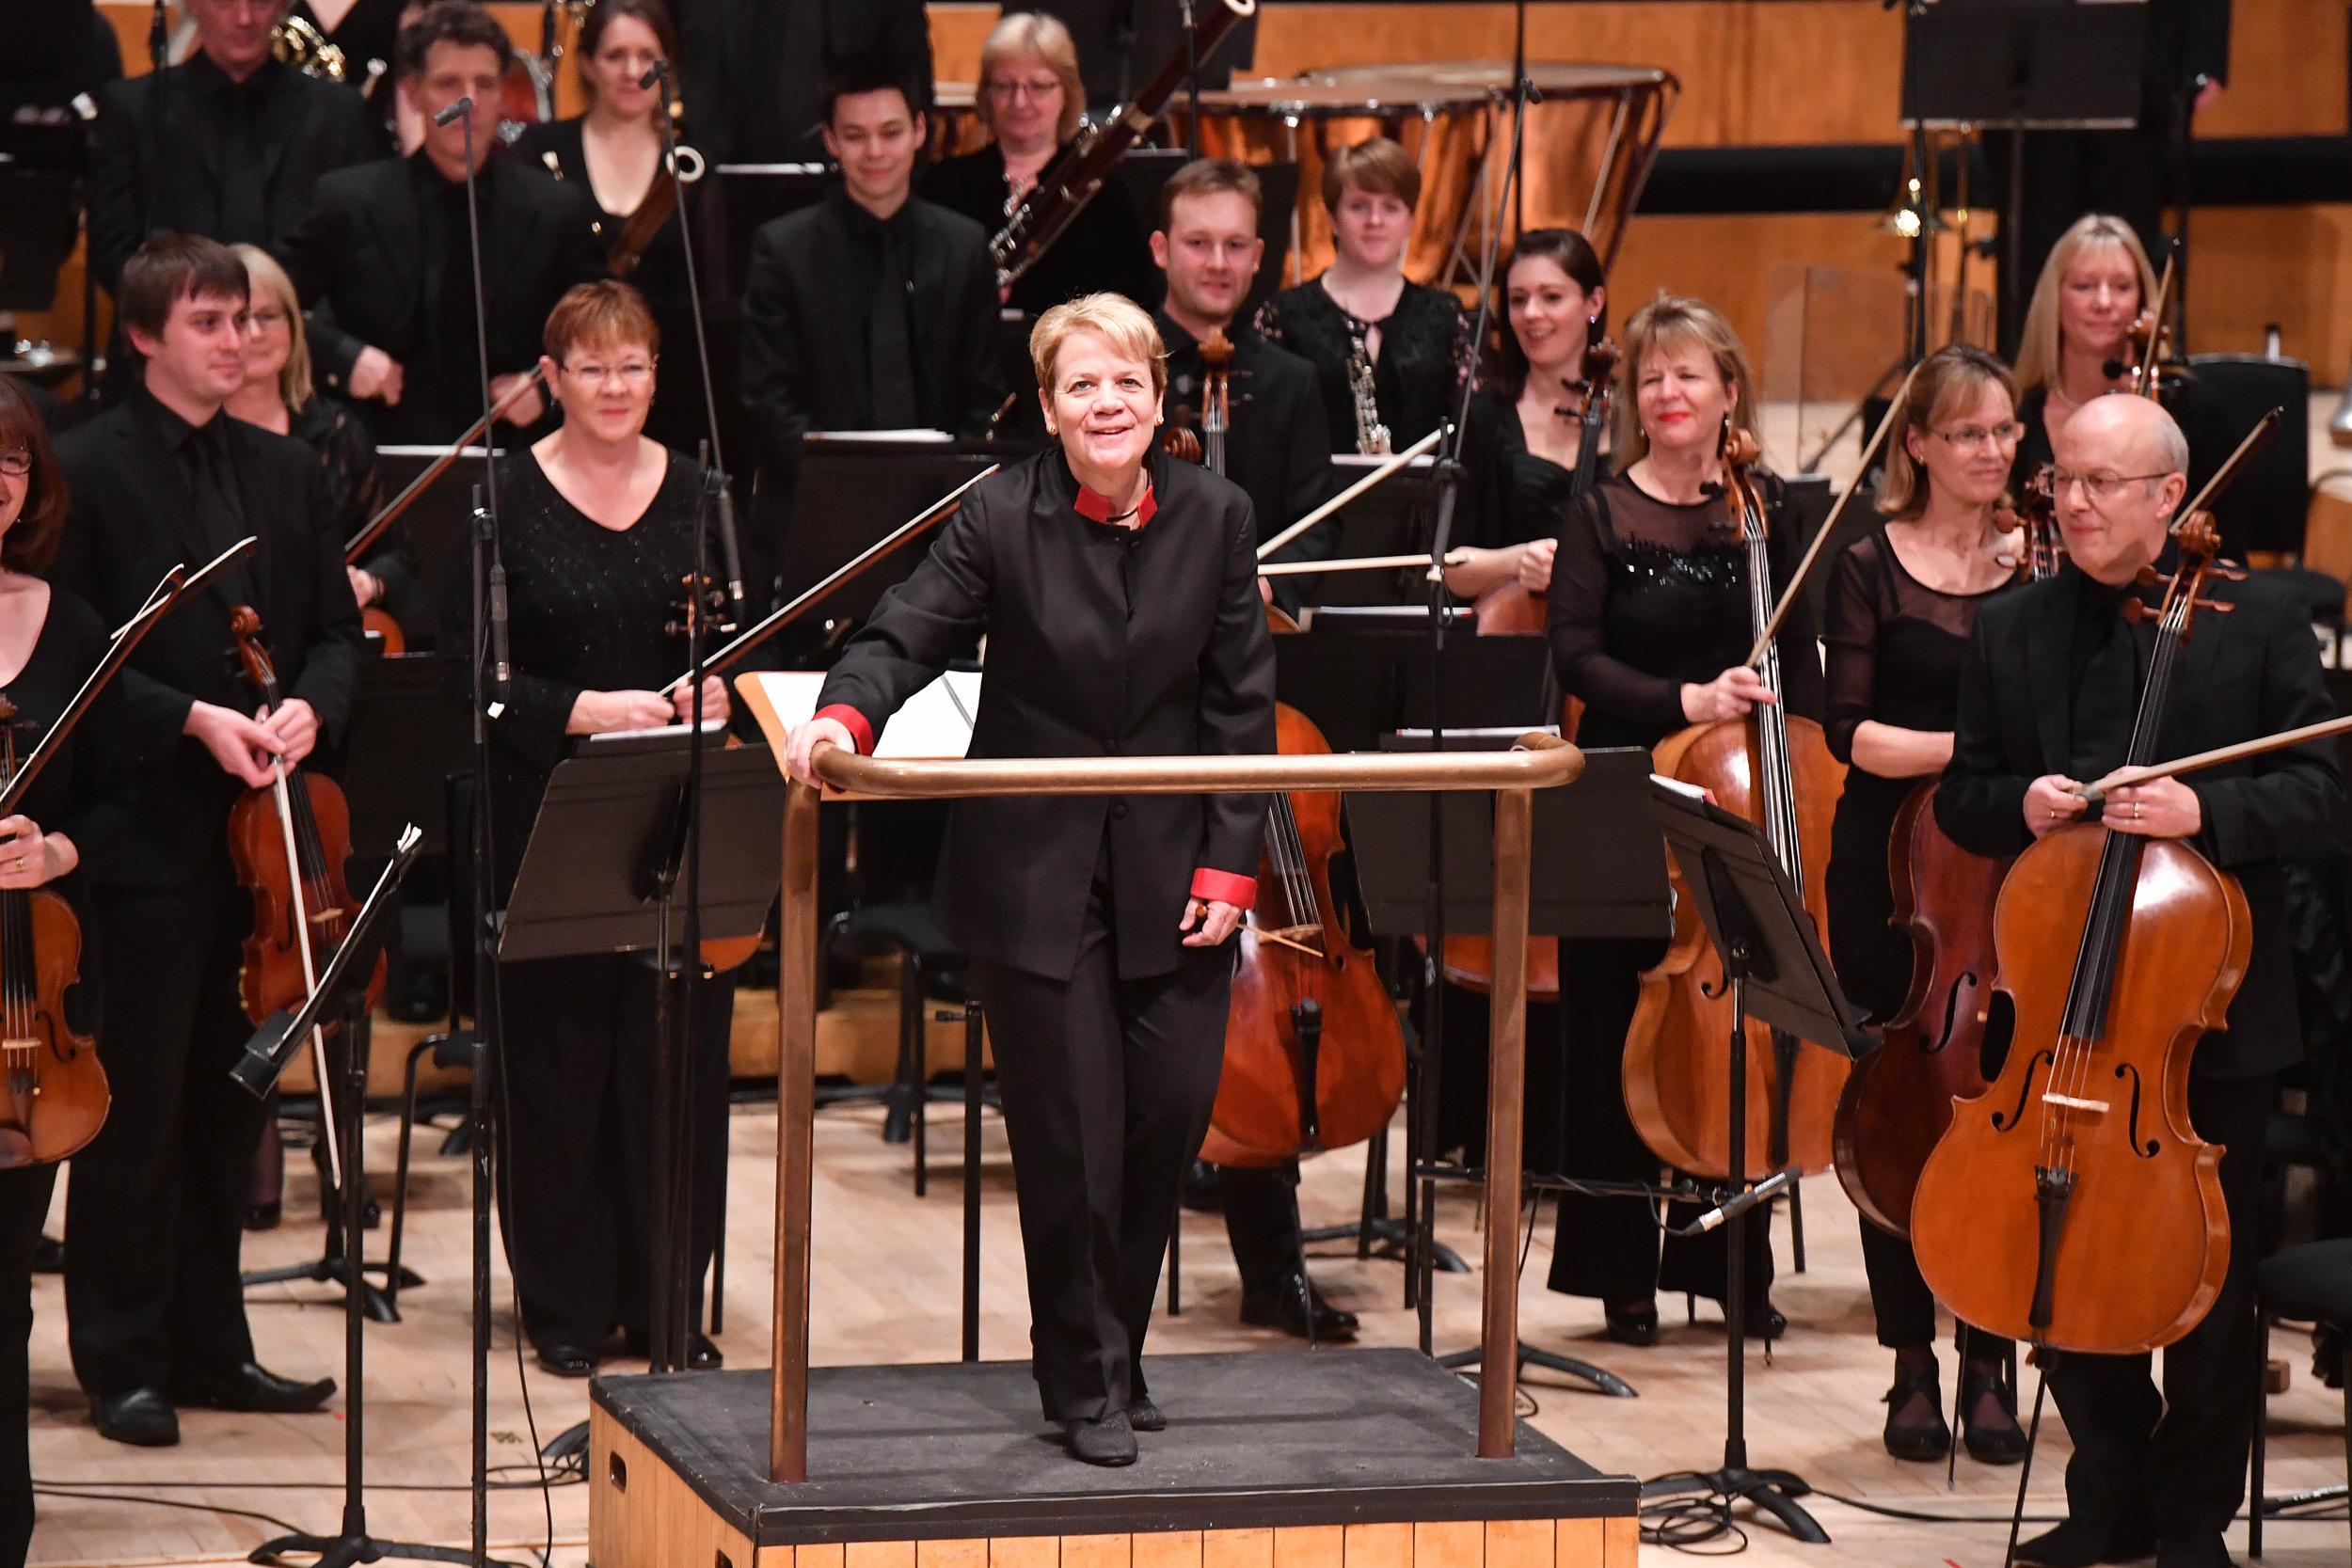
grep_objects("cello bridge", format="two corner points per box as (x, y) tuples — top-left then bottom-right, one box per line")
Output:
(2041, 1092), (2110, 1113)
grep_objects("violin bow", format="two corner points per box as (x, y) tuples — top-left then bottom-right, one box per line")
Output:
(1255, 424), (1447, 565)
(0, 569), (200, 818)
(662, 464), (1001, 697)
(1259, 550), (1468, 578)
(2173, 408), (2280, 527)
(342, 369), (548, 563)
(1744, 359), (1924, 667)
(2132, 248), (2181, 401)
(2078, 710), (2352, 803)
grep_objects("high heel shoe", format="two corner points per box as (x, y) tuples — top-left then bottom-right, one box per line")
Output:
(1603, 1298), (1661, 1345)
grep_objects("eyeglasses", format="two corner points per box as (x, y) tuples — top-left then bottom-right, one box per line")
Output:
(2050, 467), (2169, 505)
(564, 361), (656, 388)
(246, 308), (288, 332)
(0, 451), (29, 479)
(985, 77), (1063, 101)
(1930, 421), (2024, 450)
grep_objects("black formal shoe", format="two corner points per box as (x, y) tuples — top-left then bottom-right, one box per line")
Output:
(1880, 1359), (1950, 1463)
(2153, 1534), (2231, 1568)
(1750, 1304), (1788, 1341)
(1239, 1271), (1359, 1341)
(90, 1387), (178, 1447)
(1602, 1299), (1661, 1346)
(242, 1201), (281, 1231)
(2013, 1519), (2156, 1568)
(1180, 1159), (1222, 1214)
(173, 1361), (335, 1414)
(1960, 1359), (2028, 1465)
(620, 1329), (723, 1370)
(1063, 1409), (1137, 1466)
(1125, 1395), (1166, 1433)
(534, 1344), (598, 1378)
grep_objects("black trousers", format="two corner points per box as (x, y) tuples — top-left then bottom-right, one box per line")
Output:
(2047, 1071), (2270, 1545)
(64, 869), (272, 1396)
(1858, 1214), (2016, 1361)
(0, 1164), (56, 1567)
(969, 886), (1229, 1423)
(1219, 1160), (1301, 1299)
(493, 955), (734, 1352)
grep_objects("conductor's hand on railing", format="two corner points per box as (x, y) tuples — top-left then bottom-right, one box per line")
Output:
(1180, 897), (1244, 947)
(785, 716), (857, 786)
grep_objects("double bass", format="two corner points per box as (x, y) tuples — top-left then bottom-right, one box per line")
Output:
(1620, 427), (1850, 1180)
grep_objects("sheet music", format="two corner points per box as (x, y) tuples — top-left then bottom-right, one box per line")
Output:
(752, 670), (979, 758)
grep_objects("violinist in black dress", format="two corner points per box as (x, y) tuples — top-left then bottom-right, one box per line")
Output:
(787, 293), (1274, 1467)
(1543, 295), (1804, 1342)
(1820, 345), (2026, 1465)
(1255, 137), (1469, 457)
(436, 281), (736, 1378)
(1937, 394), (2342, 1568)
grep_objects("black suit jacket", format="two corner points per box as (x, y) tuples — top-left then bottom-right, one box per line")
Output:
(1935, 565), (2342, 1077)
(739, 192), (1004, 545)
(815, 449), (1276, 981)
(48, 400), (365, 889)
(89, 55), (375, 293)
(273, 154), (609, 442)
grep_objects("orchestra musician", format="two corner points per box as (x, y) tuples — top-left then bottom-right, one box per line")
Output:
(1148, 158), (1351, 1337)
(1937, 393), (2341, 1568)
(287, 0), (410, 96)
(1542, 293), (1804, 1343)
(677, 0), (931, 164)
(511, 0), (708, 455)
(1443, 227), (1607, 601)
(739, 53), (1004, 563)
(272, 1), (610, 444)
(1256, 136), (1470, 456)
(0, 378), (136, 1568)
(434, 280), (735, 1378)
(784, 293), (1276, 1465)
(50, 234), (360, 1449)
(1820, 344), (2027, 1465)
(87, 0), (376, 304)
(925, 11), (1157, 316)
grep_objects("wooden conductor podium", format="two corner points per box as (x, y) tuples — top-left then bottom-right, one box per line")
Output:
(585, 673), (1637, 1568)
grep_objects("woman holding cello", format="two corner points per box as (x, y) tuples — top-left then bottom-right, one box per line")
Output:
(1819, 345), (2027, 1463)
(1540, 294), (1807, 1342)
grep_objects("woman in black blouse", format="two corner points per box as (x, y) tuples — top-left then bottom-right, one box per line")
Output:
(1540, 294), (1815, 1343)
(437, 281), (734, 1379)
(0, 379), (133, 1563)
(1821, 344), (2027, 1465)
(512, 0), (707, 455)
(1256, 136), (1469, 456)
(925, 12), (1155, 314)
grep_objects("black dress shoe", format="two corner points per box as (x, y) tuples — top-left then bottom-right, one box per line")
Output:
(1063, 1409), (1137, 1466)
(534, 1344), (598, 1378)
(90, 1387), (178, 1447)
(1881, 1359), (1951, 1463)
(1180, 1160), (1222, 1214)
(242, 1201), (282, 1231)
(1125, 1395), (1166, 1433)
(1603, 1299), (1661, 1346)
(2014, 1519), (2156, 1568)
(1240, 1272), (1359, 1341)
(620, 1329), (723, 1370)
(1960, 1359), (2028, 1465)
(173, 1361), (335, 1414)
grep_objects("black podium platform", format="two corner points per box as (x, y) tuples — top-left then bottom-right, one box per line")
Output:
(589, 1350), (1635, 1565)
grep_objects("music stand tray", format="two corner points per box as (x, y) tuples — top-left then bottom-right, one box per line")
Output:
(1901, 0), (2149, 131)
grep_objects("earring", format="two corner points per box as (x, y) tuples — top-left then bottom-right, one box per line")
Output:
(1153, 413), (1164, 425)
(1046, 423), (1058, 436)
(1588, 314), (1600, 326)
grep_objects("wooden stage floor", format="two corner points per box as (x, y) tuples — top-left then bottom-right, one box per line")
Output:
(22, 1088), (2350, 1567)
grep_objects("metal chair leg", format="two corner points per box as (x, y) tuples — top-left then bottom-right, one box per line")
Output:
(961, 1002), (982, 1362)
(2251, 1306), (2267, 1559)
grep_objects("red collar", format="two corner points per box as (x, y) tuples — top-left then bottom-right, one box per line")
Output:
(1073, 479), (1157, 531)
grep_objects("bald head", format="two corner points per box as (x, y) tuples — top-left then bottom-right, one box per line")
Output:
(2050, 393), (2189, 585)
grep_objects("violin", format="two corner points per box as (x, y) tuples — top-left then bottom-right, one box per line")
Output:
(1620, 427), (1851, 1180)
(1911, 510), (2247, 1352)
(0, 700), (105, 1170)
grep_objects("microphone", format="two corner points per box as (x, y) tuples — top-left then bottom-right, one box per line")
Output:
(639, 59), (668, 92)
(712, 483), (748, 634)
(434, 95), (473, 128)
(1690, 1168), (1798, 1234)
(149, 0), (167, 70)
(2101, 356), (2126, 381)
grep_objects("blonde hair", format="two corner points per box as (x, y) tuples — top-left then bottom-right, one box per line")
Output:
(978, 12), (1084, 145)
(2012, 214), (2157, 391)
(232, 243), (313, 410)
(1029, 293), (1166, 399)
(1611, 293), (1759, 472)
(1876, 345), (2018, 519)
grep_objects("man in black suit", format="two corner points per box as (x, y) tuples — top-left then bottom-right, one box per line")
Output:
(51, 234), (362, 1449)
(1936, 394), (2342, 1568)
(88, 1), (377, 299)
(675, 0), (931, 163)
(1149, 156), (1351, 1342)
(739, 53), (1004, 564)
(273, 1), (607, 443)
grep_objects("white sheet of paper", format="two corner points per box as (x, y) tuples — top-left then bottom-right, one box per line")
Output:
(750, 670), (978, 758)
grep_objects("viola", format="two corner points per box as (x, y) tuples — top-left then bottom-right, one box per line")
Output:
(0, 699), (104, 1170)
(1911, 511), (2247, 1352)
(1201, 704), (1407, 1165)
(1621, 429), (1850, 1180)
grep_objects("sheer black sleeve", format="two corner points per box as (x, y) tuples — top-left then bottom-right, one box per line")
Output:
(1820, 534), (1882, 764)
(1545, 488), (1687, 733)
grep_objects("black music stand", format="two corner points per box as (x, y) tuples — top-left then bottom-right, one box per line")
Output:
(344, 652), (470, 858)
(1349, 744), (1674, 1401)
(1644, 781), (1870, 1544)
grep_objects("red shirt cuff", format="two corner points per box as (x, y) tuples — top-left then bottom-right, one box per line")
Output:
(812, 704), (874, 756)
(1190, 867), (1256, 907)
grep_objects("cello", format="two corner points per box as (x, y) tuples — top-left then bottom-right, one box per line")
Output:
(1620, 426), (1850, 1180)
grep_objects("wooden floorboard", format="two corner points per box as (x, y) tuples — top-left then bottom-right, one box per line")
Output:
(24, 1047), (2352, 1567)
